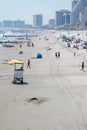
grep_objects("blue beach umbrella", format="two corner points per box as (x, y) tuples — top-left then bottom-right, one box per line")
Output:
(36, 53), (43, 59)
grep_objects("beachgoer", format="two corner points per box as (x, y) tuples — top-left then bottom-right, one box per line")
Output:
(32, 43), (34, 47)
(74, 52), (76, 56)
(55, 52), (57, 58)
(58, 51), (60, 58)
(27, 59), (30, 68)
(81, 61), (85, 71)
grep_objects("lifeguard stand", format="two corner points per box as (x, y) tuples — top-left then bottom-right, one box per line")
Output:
(14, 63), (24, 84)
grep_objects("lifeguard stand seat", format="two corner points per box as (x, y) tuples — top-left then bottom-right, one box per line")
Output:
(14, 63), (24, 84)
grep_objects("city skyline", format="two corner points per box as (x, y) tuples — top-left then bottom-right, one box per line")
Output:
(0, 0), (71, 25)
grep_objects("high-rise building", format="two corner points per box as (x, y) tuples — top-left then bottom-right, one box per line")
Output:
(3, 20), (14, 28)
(55, 10), (71, 26)
(55, 11), (64, 26)
(0, 22), (2, 27)
(13, 20), (25, 28)
(33, 14), (43, 28)
(71, 0), (87, 26)
(72, 0), (79, 9)
(2, 20), (25, 28)
(84, 7), (87, 26)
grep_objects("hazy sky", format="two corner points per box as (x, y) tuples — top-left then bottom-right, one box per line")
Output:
(0, 0), (72, 24)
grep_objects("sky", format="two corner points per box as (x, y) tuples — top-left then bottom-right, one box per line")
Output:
(0, 0), (72, 24)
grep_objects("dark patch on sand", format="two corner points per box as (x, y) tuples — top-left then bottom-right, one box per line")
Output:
(25, 97), (49, 105)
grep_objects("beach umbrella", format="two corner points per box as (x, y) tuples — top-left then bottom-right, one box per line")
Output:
(67, 37), (72, 41)
(8, 59), (23, 65)
(84, 41), (87, 46)
(36, 53), (43, 59)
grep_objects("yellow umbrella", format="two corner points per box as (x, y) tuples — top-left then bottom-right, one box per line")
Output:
(8, 59), (23, 65)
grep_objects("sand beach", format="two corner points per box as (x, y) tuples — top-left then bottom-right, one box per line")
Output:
(0, 30), (87, 130)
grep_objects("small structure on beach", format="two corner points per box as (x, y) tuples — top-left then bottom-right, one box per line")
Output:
(14, 63), (24, 84)
(36, 53), (43, 59)
(8, 59), (24, 84)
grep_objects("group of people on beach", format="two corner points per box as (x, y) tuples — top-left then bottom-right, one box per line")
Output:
(21, 40), (85, 73)
(55, 51), (60, 58)
(55, 50), (85, 72)
(27, 57), (85, 72)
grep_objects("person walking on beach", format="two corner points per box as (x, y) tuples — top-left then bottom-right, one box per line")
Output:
(58, 51), (60, 58)
(32, 43), (34, 47)
(27, 59), (31, 68)
(55, 52), (57, 58)
(81, 61), (85, 72)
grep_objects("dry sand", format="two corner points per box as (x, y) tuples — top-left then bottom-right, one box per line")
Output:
(0, 30), (87, 130)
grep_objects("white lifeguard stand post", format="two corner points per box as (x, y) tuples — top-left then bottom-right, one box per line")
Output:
(14, 63), (24, 84)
